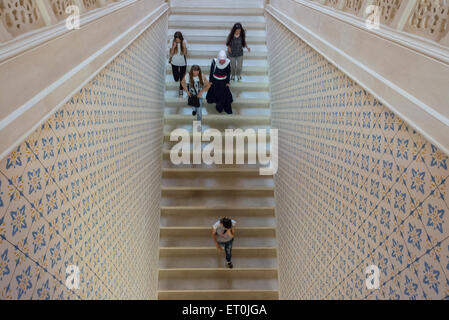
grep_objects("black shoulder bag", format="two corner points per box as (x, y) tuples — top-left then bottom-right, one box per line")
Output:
(188, 81), (201, 108)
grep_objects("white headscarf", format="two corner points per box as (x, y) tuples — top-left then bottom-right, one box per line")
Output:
(214, 50), (230, 69)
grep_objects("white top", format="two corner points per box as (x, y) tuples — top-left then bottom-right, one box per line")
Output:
(213, 219), (236, 243)
(171, 40), (188, 66)
(185, 74), (207, 95)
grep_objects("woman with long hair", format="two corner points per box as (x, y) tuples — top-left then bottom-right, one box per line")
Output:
(206, 50), (233, 114)
(181, 65), (211, 116)
(169, 31), (189, 97)
(226, 23), (251, 81)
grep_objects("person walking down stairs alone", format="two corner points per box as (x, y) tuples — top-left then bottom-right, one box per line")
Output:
(227, 23), (251, 82)
(169, 31), (189, 98)
(212, 218), (236, 269)
(206, 50), (234, 114)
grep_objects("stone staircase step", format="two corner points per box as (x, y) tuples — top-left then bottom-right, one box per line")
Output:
(169, 0), (265, 9)
(166, 58), (268, 74)
(160, 227), (276, 247)
(162, 168), (274, 186)
(168, 29), (266, 44)
(169, 15), (266, 30)
(179, 45), (267, 59)
(169, 7), (265, 16)
(165, 80), (270, 92)
(163, 131), (272, 140)
(160, 205), (275, 214)
(158, 268), (278, 291)
(159, 247), (277, 269)
(161, 187), (274, 198)
(165, 91), (270, 102)
(164, 107), (271, 117)
(158, 289), (279, 300)
(164, 114), (271, 125)
(160, 212), (275, 227)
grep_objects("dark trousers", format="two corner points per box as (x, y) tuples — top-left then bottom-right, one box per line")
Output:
(218, 238), (234, 262)
(171, 64), (187, 90)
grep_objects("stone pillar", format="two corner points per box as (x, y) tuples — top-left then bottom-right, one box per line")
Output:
(0, 20), (12, 42)
(73, 0), (87, 13)
(336, 0), (346, 10)
(390, 0), (418, 31)
(358, 0), (375, 19)
(440, 32), (449, 47)
(35, 0), (59, 26)
(98, 0), (111, 7)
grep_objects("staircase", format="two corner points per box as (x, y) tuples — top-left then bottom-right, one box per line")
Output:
(157, 0), (278, 300)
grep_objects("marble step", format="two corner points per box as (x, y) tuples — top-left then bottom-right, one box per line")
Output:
(161, 154), (272, 171)
(166, 58), (268, 75)
(169, 0), (265, 9)
(162, 159), (271, 170)
(158, 289), (279, 300)
(165, 80), (269, 92)
(164, 106), (270, 116)
(160, 211), (275, 227)
(160, 205), (275, 214)
(164, 114), (271, 125)
(161, 187), (274, 198)
(165, 74), (269, 85)
(158, 268), (278, 291)
(162, 167), (273, 184)
(172, 44), (267, 59)
(163, 131), (272, 140)
(159, 247), (277, 269)
(169, 7), (265, 16)
(165, 96), (270, 108)
(160, 227), (276, 247)
(168, 29), (266, 44)
(169, 15), (266, 30)
(165, 90), (270, 100)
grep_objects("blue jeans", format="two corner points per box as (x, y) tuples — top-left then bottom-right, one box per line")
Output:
(192, 98), (203, 121)
(218, 238), (234, 262)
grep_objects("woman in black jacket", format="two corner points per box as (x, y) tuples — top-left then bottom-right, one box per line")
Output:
(206, 50), (233, 114)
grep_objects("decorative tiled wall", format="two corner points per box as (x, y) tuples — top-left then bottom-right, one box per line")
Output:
(306, 0), (449, 45)
(267, 16), (449, 300)
(0, 13), (167, 300)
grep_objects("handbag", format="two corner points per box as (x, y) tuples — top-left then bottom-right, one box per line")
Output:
(188, 83), (200, 108)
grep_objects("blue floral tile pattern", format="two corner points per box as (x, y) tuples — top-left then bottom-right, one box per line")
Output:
(268, 16), (449, 299)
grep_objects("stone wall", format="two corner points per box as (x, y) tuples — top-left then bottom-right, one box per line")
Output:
(268, 15), (449, 299)
(0, 13), (167, 300)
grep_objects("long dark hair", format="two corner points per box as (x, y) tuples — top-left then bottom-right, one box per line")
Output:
(221, 217), (232, 230)
(189, 65), (204, 89)
(226, 23), (246, 48)
(173, 31), (185, 55)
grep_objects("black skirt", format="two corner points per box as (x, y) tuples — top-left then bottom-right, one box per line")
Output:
(206, 79), (233, 114)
